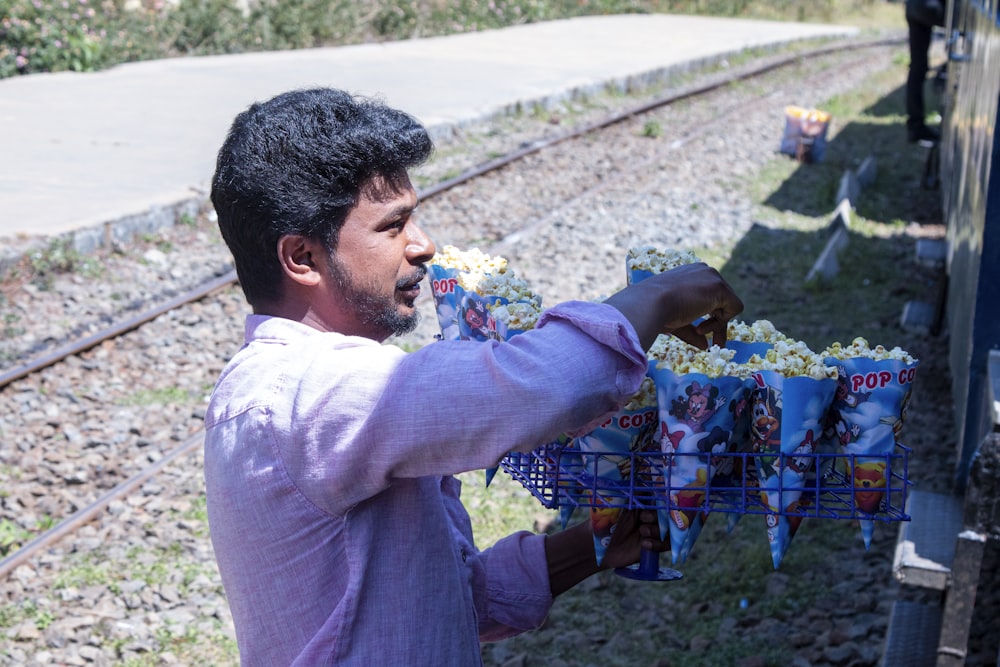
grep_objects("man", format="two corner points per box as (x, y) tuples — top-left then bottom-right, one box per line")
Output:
(206, 87), (743, 665)
(905, 0), (945, 143)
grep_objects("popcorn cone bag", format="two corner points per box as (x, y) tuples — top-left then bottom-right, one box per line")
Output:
(427, 263), (466, 341)
(727, 340), (773, 364)
(722, 381), (755, 534)
(722, 319), (798, 527)
(545, 436), (584, 530)
(457, 292), (503, 342)
(651, 366), (746, 563)
(627, 244), (712, 548)
(428, 246), (544, 485)
(820, 340), (919, 548)
(426, 267), (505, 343)
(747, 369), (837, 568)
(626, 246), (702, 288)
(721, 321), (787, 533)
(576, 378), (659, 566)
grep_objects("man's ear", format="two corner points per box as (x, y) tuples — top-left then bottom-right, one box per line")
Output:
(276, 234), (323, 287)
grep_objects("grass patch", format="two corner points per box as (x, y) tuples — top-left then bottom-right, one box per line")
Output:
(0, 519), (32, 557)
(117, 386), (193, 407)
(640, 120), (664, 138)
(459, 470), (555, 547)
(18, 238), (104, 290)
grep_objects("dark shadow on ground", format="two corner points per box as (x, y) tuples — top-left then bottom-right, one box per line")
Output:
(718, 221), (941, 351)
(864, 81), (909, 119)
(763, 80), (943, 225)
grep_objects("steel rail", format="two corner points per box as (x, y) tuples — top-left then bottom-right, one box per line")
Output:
(0, 270), (238, 387)
(0, 430), (205, 579)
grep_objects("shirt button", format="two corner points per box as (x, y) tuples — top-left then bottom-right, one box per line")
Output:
(461, 549), (468, 562)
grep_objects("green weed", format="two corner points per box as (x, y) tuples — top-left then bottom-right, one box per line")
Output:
(117, 386), (191, 406)
(641, 120), (663, 138)
(0, 519), (31, 556)
(28, 238), (77, 288)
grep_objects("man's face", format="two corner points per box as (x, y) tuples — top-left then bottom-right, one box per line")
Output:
(324, 177), (436, 341)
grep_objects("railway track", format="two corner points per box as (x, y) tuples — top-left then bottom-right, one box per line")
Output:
(0, 37), (919, 666)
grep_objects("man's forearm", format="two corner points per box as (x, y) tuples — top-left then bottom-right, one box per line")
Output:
(544, 520), (602, 596)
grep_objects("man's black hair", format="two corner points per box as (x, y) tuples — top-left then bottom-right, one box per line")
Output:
(211, 88), (433, 307)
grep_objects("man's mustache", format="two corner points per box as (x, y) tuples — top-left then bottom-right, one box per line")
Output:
(397, 265), (428, 290)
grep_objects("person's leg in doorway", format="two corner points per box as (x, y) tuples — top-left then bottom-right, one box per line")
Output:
(906, 17), (939, 143)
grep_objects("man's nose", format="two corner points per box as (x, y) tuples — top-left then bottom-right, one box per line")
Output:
(406, 221), (436, 262)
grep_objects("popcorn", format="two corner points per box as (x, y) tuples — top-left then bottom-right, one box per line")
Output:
(744, 340), (838, 380)
(490, 301), (542, 331)
(650, 324), (834, 380)
(431, 245), (508, 278)
(627, 246), (702, 275)
(649, 334), (744, 379)
(663, 345), (744, 378)
(727, 319), (790, 344)
(822, 337), (917, 365)
(624, 376), (657, 412)
(647, 334), (678, 362)
(475, 272), (543, 309)
(431, 245), (541, 305)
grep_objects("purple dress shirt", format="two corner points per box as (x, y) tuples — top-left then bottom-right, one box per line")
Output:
(204, 300), (647, 665)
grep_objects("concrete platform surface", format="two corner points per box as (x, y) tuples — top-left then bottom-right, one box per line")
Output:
(0, 14), (857, 244)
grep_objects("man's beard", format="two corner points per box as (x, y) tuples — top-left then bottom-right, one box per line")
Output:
(327, 255), (424, 339)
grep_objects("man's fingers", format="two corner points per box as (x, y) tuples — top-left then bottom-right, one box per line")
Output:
(667, 324), (709, 349)
(695, 316), (729, 347)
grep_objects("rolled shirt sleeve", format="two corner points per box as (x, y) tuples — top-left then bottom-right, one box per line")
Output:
(475, 531), (552, 641)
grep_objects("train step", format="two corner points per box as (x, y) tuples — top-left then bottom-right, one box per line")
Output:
(893, 489), (964, 590)
(882, 490), (962, 667)
(882, 599), (944, 667)
(883, 490), (989, 666)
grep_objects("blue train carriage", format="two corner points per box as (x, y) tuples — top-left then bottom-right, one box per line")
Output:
(938, 0), (1000, 491)
(883, 2), (1000, 665)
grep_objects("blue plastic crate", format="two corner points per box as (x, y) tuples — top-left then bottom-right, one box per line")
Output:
(500, 442), (911, 522)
